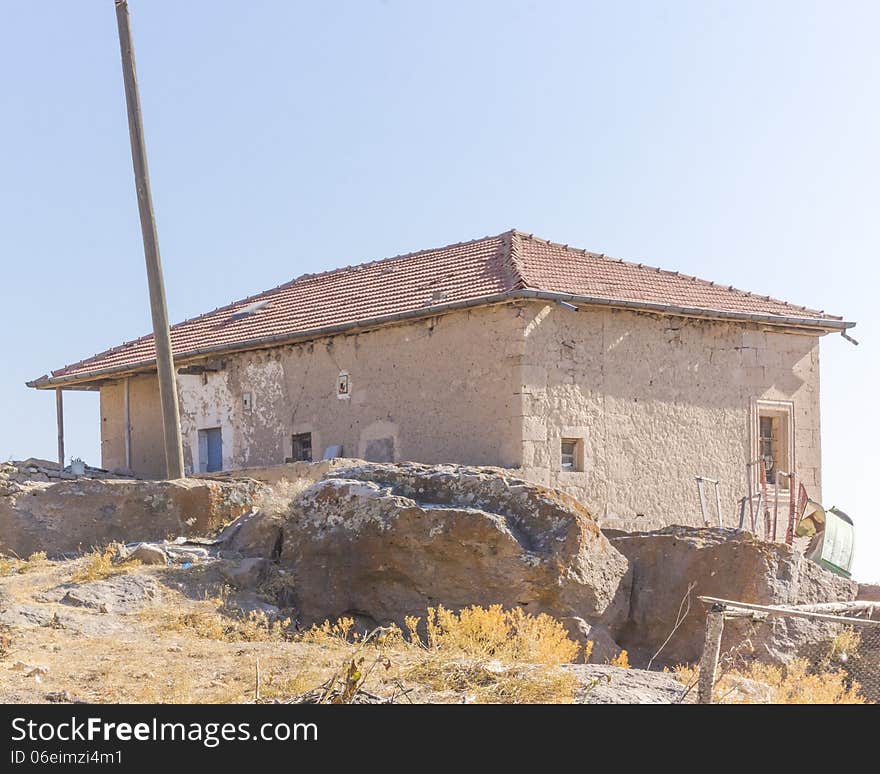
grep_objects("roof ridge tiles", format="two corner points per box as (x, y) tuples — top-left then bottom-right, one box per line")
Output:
(504, 229), (529, 290)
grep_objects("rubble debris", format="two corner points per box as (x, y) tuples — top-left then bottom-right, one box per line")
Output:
(0, 458), (128, 496)
(116, 539), (215, 567)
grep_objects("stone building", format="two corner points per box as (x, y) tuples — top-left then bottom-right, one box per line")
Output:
(28, 230), (854, 530)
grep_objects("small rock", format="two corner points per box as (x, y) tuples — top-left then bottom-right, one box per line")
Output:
(46, 690), (73, 703)
(562, 618), (623, 664)
(50, 574), (160, 615)
(220, 557), (270, 589)
(128, 544), (168, 566)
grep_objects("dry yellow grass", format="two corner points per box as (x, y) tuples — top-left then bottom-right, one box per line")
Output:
(0, 557), (20, 575)
(420, 604), (581, 664)
(149, 602), (294, 643)
(827, 627), (862, 665)
(741, 659), (866, 704)
(300, 616), (358, 645)
(294, 605), (583, 704)
(668, 657), (868, 704)
(70, 545), (139, 583)
(405, 659), (576, 703)
(14, 551), (49, 574)
(608, 650), (630, 669)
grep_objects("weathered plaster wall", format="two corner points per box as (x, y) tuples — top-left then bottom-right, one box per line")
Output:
(175, 305), (524, 474)
(516, 302), (822, 530)
(100, 375), (165, 478)
(98, 301), (823, 532)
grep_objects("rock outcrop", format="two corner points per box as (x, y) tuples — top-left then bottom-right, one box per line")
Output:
(38, 574), (161, 615)
(0, 477), (265, 558)
(280, 462), (632, 631)
(0, 459), (128, 498)
(609, 525), (858, 666)
(857, 583), (880, 602)
(565, 664), (689, 703)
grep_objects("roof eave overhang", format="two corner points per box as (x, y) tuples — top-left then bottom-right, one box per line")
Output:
(27, 290), (855, 389)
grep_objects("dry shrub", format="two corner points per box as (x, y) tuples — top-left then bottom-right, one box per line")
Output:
(298, 605), (579, 663)
(826, 627), (862, 665)
(668, 658), (868, 704)
(293, 605), (581, 703)
(142, 581), (293, 644)
(608, 650), (630, 669)
(420, 604), (580, 664)
(582, 640), (594, 663)
(17, 551), (48, 573)
(740, 659), (866, 704)
(0, 557), (20, 575)
(71, 545), (138, 583)
(157, 598), (293, 643)
(0, 625), (12, 659)
(300, 617), (357, 645)
(668, 663), (698, 685)
(259, 667), (325, 700)
(405, 605), (579, 703)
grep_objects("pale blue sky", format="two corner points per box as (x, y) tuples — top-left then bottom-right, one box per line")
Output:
(1, 2), (877, 578)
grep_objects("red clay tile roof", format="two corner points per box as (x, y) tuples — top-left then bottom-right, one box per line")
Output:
(31, 230), (849, 386)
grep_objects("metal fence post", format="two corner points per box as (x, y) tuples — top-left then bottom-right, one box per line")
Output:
(698, 604), (725, 704)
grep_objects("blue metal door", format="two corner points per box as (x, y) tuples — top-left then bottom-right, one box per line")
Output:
(206, 428), (222, 472)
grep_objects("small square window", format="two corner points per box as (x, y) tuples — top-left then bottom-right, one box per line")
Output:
(337, 371), (350, 399)
(561, 439), (583, 472)
(291, 432), (313, 462)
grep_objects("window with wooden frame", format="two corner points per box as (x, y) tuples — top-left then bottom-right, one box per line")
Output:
(752, 400), (794, 487)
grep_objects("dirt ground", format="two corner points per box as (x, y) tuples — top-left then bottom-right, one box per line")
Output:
(0, 553), (687, 704)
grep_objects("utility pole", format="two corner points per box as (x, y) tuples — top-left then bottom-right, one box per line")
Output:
(113, 0), (185, 479)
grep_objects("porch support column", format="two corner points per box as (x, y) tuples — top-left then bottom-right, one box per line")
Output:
(124, 377), (132, 471)
(55, 387), (65, 471)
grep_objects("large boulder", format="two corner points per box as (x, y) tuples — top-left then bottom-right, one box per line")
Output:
(280, 462), (632, 631)
(609, 525), (858, 667)
(0, 477), (265, 558)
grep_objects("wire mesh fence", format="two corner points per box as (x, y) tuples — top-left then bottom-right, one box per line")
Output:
(690, 597), (880, 704)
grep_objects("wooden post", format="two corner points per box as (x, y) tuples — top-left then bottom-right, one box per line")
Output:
(697, 605), (724, 704)
(114, 0), (185, 479)
(123, 377), (132, 471)
(254, 658), (261, 702)
(786, 473), (797, 545)
(55, 388), (65, 471)
(746, 462), (755, 531)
